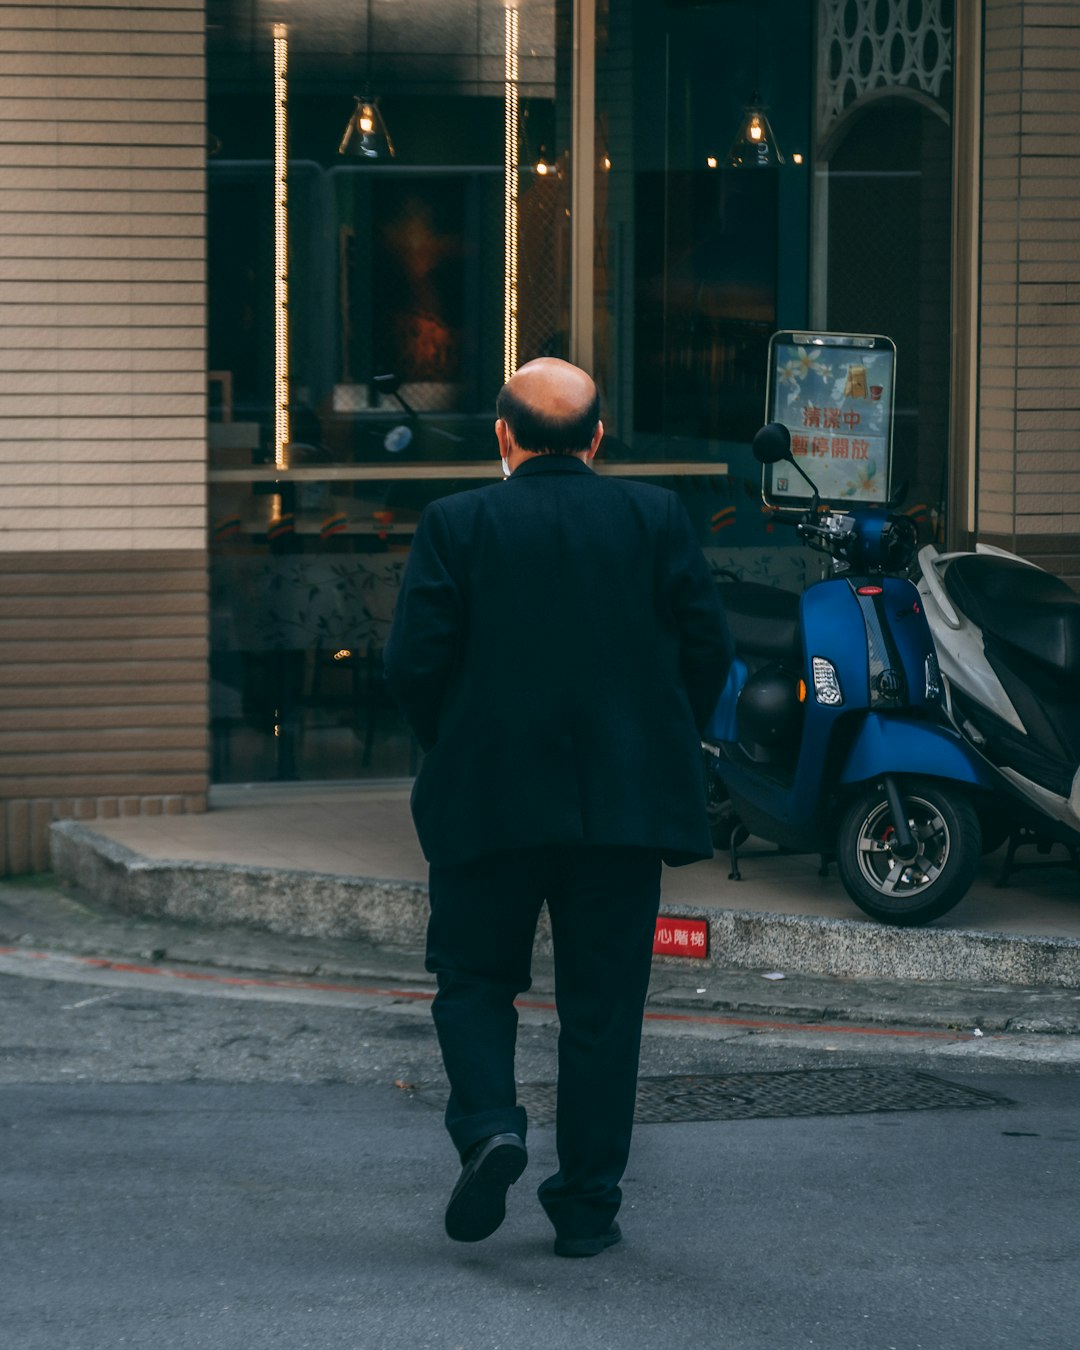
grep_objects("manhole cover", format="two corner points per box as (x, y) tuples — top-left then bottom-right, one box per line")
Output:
(512, 1069), (1012, 1125)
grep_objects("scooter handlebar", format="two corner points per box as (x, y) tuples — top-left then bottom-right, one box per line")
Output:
(767, 506), (916, 574)
(796, 516), (854, 549)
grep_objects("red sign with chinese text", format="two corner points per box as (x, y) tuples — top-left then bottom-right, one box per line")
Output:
(653, 916), (709, 959)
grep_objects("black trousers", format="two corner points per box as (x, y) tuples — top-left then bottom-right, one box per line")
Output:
(426, 844), (662, 1238)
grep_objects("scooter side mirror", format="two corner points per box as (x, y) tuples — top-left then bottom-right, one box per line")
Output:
(752, 422), (793, 466)
(755, 421), (821, 510)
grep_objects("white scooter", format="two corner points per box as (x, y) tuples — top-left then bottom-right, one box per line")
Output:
(916, 541), (1080, 883)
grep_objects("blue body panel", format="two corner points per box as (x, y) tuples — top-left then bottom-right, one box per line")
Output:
(801, 574), (937, 713)
(801, 579), (868, 705)
(838, 714), (994, 788)
(702, 658), (747, 745)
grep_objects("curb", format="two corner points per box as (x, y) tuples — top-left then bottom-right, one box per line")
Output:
(49, 821), (435, 949)
(705, 908), (1080, 988)
(50, 820), (1080, 989)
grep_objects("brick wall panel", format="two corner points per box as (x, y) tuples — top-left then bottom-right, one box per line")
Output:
(0, 5), (210, 875)
(977, 1), (1080, 575)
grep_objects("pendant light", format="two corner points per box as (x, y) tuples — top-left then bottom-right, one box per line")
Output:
(338, 95), (394, 159)
(725, 102), (784, 168)
(338, 0), (395, 160)
(725, 1), (784, 168)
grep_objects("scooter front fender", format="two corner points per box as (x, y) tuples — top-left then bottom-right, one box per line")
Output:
(838, 714), (995, 789)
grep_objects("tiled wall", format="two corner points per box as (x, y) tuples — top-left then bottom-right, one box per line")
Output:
(0, 0), (206, 553)
(979, 0), (1080, 575)
(0, 2), (209, 874)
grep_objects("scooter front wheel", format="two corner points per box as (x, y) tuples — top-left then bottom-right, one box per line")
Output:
(836, 779), (982, 926)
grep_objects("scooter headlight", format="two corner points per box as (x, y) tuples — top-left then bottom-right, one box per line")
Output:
(811, 656), (843, 706)
(925, 652), (941, 701)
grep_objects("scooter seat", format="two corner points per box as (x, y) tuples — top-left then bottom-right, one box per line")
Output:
(943, 554), (1080, 677)
(715, 581), (802, 661)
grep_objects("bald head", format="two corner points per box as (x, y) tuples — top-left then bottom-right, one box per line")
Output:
(496, 358), (601, 456)
(506, 358), (597, 422)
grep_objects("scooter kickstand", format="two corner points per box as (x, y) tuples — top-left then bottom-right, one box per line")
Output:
(729, 824), (750, 881)
(995, 827), (1034, 887)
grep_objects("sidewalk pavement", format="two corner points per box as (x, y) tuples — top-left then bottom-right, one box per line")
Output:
(0, 780), (1065, 1038)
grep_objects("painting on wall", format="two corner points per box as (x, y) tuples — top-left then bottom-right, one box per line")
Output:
(338, 176), (470, 410)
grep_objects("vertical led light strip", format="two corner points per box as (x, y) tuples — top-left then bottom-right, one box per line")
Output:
(273, 24), (290, 470)
(503, 5), (519, 382)
(569, 0), (595, 370)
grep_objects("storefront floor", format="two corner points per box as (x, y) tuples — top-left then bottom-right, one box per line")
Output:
(71, 781), (1080, 944)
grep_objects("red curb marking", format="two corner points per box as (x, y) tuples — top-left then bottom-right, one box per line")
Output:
(0, 946), (435, 999)
(0, 945), (976, 1041)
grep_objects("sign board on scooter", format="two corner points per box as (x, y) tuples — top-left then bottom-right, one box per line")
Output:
(763, 331), (896, 507)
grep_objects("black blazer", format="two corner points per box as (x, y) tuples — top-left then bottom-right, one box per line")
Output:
(383, 455), (734, 868)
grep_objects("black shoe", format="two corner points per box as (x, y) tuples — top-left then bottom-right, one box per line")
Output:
(553, 1223), (622, 1259)
(444, 1133), (528, 1243)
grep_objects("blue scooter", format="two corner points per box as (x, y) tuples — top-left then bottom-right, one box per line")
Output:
(703, 423), (994, 926)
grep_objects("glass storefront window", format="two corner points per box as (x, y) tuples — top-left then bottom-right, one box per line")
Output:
(593, 0), (952, 589)
(207, 1), (565, 782)
(206, 0), (955, 785)
(594, 0), (816, 591)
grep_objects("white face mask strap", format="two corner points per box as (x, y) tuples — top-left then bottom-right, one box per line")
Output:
(501, 457), (512, 478)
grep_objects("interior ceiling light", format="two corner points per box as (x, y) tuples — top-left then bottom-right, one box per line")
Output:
(725, 103), (784, 168)
(534, 145), (557, 176)
(725, 1), (784, 169)
(338, 0), (394, 160)
(339, 95), (394, 159)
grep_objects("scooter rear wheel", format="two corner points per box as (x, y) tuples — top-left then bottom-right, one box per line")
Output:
(836, 779), (982, 926)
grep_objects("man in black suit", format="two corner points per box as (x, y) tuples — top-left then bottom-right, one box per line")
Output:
(384, 358), (733, 1257)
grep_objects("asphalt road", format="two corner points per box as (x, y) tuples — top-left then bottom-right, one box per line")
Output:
(3, 964), (1080, 1350)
